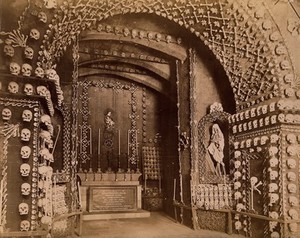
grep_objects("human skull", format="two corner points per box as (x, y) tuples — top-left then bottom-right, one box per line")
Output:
(289, 223), (297, 232)
(105, 25), (112, 33)
(247, 121), (252, 130)
(289, 196), (298, 207)
(269, 211), (279, 219)
(38, 11), (47, 23)
(20, 163), (31, 177)
(19, 202), (29, 216)
(234, 171), (242, 180)
(286, 134), (296, 144)
(287, 184), (297, 193)
(287, 146), (297, 156)
(234, 191), (242, 200)
(34, 67), (45, 78)
(8, 81), (19, 93)
(285, 114), (294, 123)
(4, 44), (14, 57)
(232, 125), (237, 134)
(20, 146), (31, 159)
(270, 115), (277, 124)
(233, 142), (239, 149)
(21, 128), (31, 142)
(30, 28), (40, 40)
(256, 106), (262, 116)
(2, 108), (12, 121)
(20, 220), (30, 231)
(243, 123), (247, 131)
(288, 209), (299, 220)
(123, 27), (130, 36)
(155, 33), (162, 42)
(40, 114), (52, 126)
(253, 120), (258, 129)
(269, 183), (279, 193)
(246, 139), (251, 148)
(24, 46), (34, 60)
(36, 86), (48, 96)
(236, 203), (244, 212)
(250, 108), (256, 117)
(9, 62), (21, 75)
(166, 35), (172, 43)
(269, 147), (279, 157)
(45, 68), (57, 80)
(287, 159), (296, 169)
(234, 181), (241, 190)
(234, 221), (242, 230)
(269, 158), (279, 167)
(253, 137), (260, 146)
(275, 45), (285, 55)
(269, 193), (279, 206)
(234, 160), (241, 169)
(287, 172), (296, 182)
(234, 151), (241, 158)
(270, 134), (279, 144)
(270, 232), (280, 238)
(280, 60), (291, 70)
(22, 110), (33, 122)
(259, 118), (264, 127)
(24, 84), (34, 95)
(21, 63), (32, 77)
(21, 183), (31, 196)
(260, 136), (268, 145)
(262, 105), (268, 114)
(264, 116), (270, 126)
(269, 170), (278, 180)
(139, 30), (145, 39)
(269, 102), (276, 112)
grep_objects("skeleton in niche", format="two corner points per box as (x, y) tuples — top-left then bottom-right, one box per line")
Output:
(207, 124), (225, 176)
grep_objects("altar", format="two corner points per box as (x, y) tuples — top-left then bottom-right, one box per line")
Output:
(78, 172), (150, 220)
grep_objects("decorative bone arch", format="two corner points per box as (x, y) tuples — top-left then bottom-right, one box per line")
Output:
(31, 0), (296, 111)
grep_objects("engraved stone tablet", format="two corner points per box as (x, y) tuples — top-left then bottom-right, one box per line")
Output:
(89, 186), (137, 212)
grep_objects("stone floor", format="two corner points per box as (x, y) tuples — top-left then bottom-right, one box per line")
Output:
(81, 212), (245, 238)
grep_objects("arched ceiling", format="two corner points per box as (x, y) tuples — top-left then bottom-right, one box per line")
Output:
(0, 0), (298, 111)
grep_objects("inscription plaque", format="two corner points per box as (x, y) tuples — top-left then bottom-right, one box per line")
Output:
(89, 186), (137, 212)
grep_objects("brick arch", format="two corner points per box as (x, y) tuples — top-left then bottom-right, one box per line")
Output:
(39, 0), (296, 111)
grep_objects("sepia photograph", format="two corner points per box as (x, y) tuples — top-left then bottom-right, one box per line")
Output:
(0, 0), (299, 237)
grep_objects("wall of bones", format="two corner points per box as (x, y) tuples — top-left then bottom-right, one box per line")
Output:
(0, 0), (299, 237)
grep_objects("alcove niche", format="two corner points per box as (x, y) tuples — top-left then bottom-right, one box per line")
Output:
(56, 13), (235, 225)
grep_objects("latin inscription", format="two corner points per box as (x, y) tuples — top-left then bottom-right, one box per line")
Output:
(90, 186), (137, 212)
